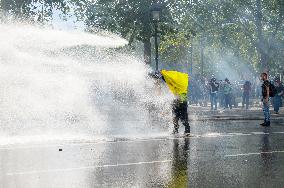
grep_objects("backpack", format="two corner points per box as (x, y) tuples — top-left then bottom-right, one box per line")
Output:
(269, 82), (277, 97)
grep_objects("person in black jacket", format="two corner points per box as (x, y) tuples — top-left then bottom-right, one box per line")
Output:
(260, 73), (270, 126)
(209, 78), (219, 110)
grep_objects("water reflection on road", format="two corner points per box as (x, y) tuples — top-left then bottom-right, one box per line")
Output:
(261, 128), (273, 178)
(167, 138), (189, 188)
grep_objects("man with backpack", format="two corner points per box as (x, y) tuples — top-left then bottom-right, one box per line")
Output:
(260, 73), (270, 126)
(260, 72), (277, 126)
(209, 78), (219, 110)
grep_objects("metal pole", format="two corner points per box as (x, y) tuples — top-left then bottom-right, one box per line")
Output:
(154, 22), (159, 71)
(190, 38), (193, 75)
(41, 0), (44, 23)
(200, 37), (204, 76)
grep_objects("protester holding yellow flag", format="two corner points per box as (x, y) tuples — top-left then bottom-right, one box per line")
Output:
(160, 70), (190, 135)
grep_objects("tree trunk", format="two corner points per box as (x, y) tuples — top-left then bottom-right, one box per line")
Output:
(143, 39), (151, 65)
(190, 39), (193, 75)
(200, 37), (204, 76)
(260, 52), (269, 74)
(255, 0), (269, 74)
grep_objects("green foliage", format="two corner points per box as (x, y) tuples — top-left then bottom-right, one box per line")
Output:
(0, 0), (74, 22)
(165, 0), (284, 76)
(82, 0), (176, 44)
(159, 31), (190, 63)
(0, 0), (283, 76)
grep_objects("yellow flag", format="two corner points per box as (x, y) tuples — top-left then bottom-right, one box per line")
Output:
(160, 70), (188, 95)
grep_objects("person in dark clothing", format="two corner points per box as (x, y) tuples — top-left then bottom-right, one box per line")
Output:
(273, 79), (283, 114)
(219, 80), (225, 108)
(209, 78), (219, 110)
(223, 78), (233, 109)
(260, 73), (270, 126)
(242, 81), (251, 109)
(159, 70), (190, 135)
(172, 97), (190, 135)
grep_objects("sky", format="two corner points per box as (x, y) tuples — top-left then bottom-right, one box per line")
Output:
(51, 8), (85, 31)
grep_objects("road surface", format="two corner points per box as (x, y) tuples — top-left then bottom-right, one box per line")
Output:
(1, 117), (284, 188)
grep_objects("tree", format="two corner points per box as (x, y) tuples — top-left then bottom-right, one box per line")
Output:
(1, 0), (283, 75)
(217, 0), (284, 73)
(82, 0), (176, 65)
(0, 0), (74, 22)
(166, 0), (284, 76)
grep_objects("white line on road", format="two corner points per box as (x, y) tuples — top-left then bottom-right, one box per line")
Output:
(227, 133), (252, 136)
(225, 150), (284, 157)
(272, 132), (284, 134)
(251, 132), (269, 135)
(5, 159), (172, 176)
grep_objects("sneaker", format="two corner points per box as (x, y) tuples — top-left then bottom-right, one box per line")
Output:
(184, 132), (191, 137)
(172, 129), (179, 135)
(260, 122), (266, 126)
(260, 121), (270, 126)
(275, 111), (279, 114)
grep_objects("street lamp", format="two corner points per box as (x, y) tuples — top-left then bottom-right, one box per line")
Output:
(185, 33), (193, 75)
(151, 3), (161, 71)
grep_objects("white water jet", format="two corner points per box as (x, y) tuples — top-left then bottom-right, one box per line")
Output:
(0, 23), (173, 145)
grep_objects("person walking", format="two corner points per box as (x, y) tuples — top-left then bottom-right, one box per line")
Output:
(242, 81), (251, 109)
(224, 78), (233, 109)
(260, 73), (270, 126)
(273, 78), (283, 114)
(209, 78), (219, 110)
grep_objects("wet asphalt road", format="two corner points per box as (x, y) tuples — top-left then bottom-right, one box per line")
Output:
(1, 119), (284, 188)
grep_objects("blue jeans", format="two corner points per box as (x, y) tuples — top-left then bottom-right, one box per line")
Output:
(219, 93), (225, 107)
(210, 93), (217, 110)
(225, 94), (232, 109)
(242, 93), (249, 109)
(263, 102), (270, 122)
(273, 96), (282, 112)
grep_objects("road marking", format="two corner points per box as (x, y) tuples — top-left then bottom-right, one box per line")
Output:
(251, 132), (269, 135)
(272, 132), (284, 134)
(227, 133), (252, 136)
(5, 159), (172, 176)
(225, 150), (284, 157)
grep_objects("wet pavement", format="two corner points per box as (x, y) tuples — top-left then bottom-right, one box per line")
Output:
(189, 106), (284, 121)
(1, 118), (284, 187)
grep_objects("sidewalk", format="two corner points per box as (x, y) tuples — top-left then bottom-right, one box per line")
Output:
(188, 106), (284, 121)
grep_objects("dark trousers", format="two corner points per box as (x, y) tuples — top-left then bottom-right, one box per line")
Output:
(210, 93), (217, 110)
(225, 94), (232, 109)
(220, 93), (225, 107)
(274, 96), (282, 112)
(242, 93), (249, 109)
(173, 101), (190, 133)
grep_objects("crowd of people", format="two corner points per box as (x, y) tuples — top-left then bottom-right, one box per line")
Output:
(151, 70), (283, 135)
(189, 74), (284, 113)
